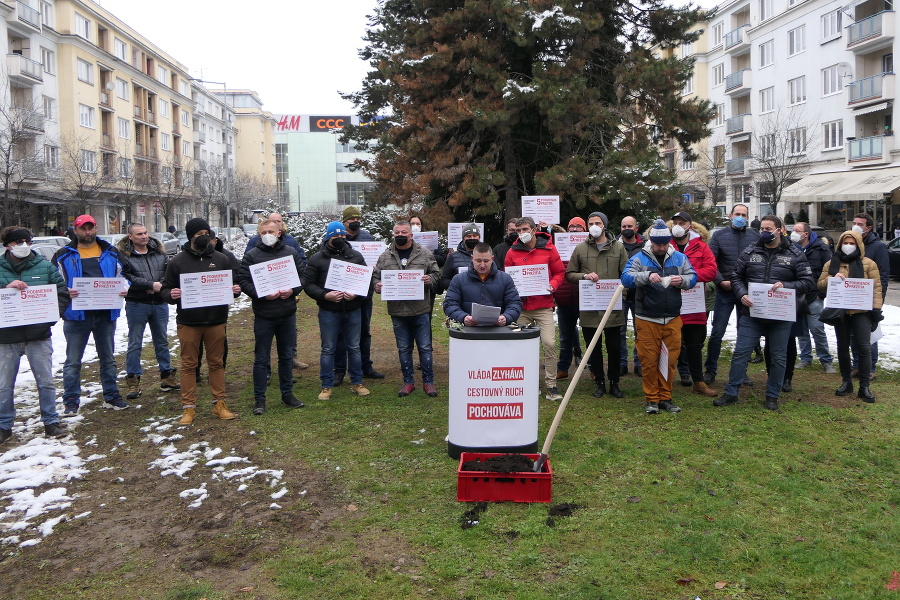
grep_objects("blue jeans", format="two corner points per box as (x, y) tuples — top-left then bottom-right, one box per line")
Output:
(0, 339), (59, 428)
(334, 296), (373, 373)
(253, 313), (296, 398)
(619, 297), (641, 368)
(125, 301), (171, 376)
(63, 312), (120, 401)
(319, 308), (362, 387)
(725, 315), (792, 399)
(556, 304), (581, 372)
(704, 289), (737, 376)
(796, 298), (833, 364)
(392, 313), (434, 384)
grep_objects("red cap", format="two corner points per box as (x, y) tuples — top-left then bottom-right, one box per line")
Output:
(73, 215), (97, 227)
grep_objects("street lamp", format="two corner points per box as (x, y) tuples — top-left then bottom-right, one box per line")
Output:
(189, 77), (232, 229)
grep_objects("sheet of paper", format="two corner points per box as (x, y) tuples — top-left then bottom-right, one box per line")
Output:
(659, 342), (669, 381)
(447, 223), (485, 249)
(554, 232), (589, 262)
(179, 270), (234, 309)
(348, 241), (388, 267)
(249, 256), (301, 298)
(471, 303), (501, 326)
(579, 279), (623, 311)
(748, 282), (796, 322)
(380, 269), (425, 301)
(680, 283), (706, 315)
(824, 277), (874, 311)
(71, 277), (127, 311)
(0, 285), (59, 328)
(521, 195), (560, 225)
(506, 264), (550, 297)
(324, 259), (373, 297)
(416, 231), (439, 251)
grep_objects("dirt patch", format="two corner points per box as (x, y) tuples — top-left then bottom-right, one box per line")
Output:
(461, 454), (535, 473)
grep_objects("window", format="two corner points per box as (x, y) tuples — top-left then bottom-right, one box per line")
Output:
(115, 78), (129, 100)
(712, 22), (724, 47)
(81, 150), (97, 173)
(713, 103), (725, 126)
(759, 40), (774, 67)
(44, 145), (59, 168)
(180, 80), (189, 96)
(789, 128), (807, 154)
(822, 10), (842, 40)
(788, 26), (805, 55)
(822, 65), (844, 96)
(181, 109), (189, 126)
(161, 133), (171, 151)
(182, 140), (190, 155)
(40, 1), (52, 27)
(681, 41), (694, 57)
(681, 153), (695, 170)
(760, 133), (776, 158)
(883, 53), (894, 74)
(118, 157), (132, 178)
(78, 104), (95, 128)
(114, 38), (127, 61)
(40, 47), (54, 75)
(759, 0), (773, 21)
(760, 86), (775, 112)
(823, 120), (843, 150)
(42, 96), (54, 120)
(76, 59), (94, 84)
(118, 117), (130, 139)
(183, 171), (193, 187)
(789, 76), (806, 104)
(713, 63), (725, 86)
(158, 100), (169, 118)
(75, 13), (91, 40)
(682, 75), (694, 95)
(162, 166), (172, 184)
(157, 65), (167, 84)
(713, 145), (725, 167)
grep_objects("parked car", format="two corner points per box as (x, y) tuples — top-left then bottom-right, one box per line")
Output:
(174, 230), (188, 247)
(216, 227), (246, 242)
(30, 244), (60, 261)
(31, 236), (71, 247)
(242, 223), (259, 237)
(888, 236), (900, 280)
(97, 234), (126, 247)
(150, 232), (180, 256)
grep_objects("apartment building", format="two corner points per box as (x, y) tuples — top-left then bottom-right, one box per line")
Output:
(212, 90), (276, 187)
(189, 82), (233, 226)
(676, 0), (898, 230)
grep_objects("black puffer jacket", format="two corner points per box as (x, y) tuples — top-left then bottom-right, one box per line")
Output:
(302, 240), (368, 312)
(709, 225), (760, 288)
(117, 237), (168, 304)
(798, 234), (832, 299)
(731, 236), (816, 317)
(440, 240), (474, 293)
(238, 239), (304, 319)
(862, 230), (889, 300)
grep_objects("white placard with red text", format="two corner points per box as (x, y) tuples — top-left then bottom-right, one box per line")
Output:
(506, 264), (550, 297)
(380, 269), (425, 301)
(522, 195), (560, 225)
(447, 223), (485, 250)
(416, 231), (439, 251)
(748, 282), (796, 322)
(249, 256), (302, 298)
(579, 279), (623, 311)
(71, 277), (127, 311)
(680, 283), (706, 315)
(348, 241), (388, 267)
(0, 285), (59, 328)
(179, 270), (234, 309)
(324, 259), (373, 297)
(824, 277), (874, 311)
(554, 232), (589, 261)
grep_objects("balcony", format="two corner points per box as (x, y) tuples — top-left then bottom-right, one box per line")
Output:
(14, 108), (44, 133)
(101, 132), (115, 151)
(6, 54), (43, 85)
(133, 106), (158, 126)
(725, 69), (752, 96)
(725, 156), (750, 175)
(15, 2), (42, 32)
(847, 73), (896, 106)
(726, 113), (752, 135)
(724, 25), (751, 54)
(99, 91), (114, 111)
(847, 11), (895, 52)
(847, 134), (895, 164)
(192, 130), (206, 145)
(135, 142), (159, 161)
(172, 122), (181, 136)
(14, 159), (46, 181)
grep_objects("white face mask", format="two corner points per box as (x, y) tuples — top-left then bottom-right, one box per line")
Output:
(671, 225), (687, 239)
(589, 225), (603, 238)
(518, 232), (533, 244)
(790, 232), (802, 243)
(411, 225), (421, 234)
(852, 225), (865, 234)
(9, 243), (31, 258)
(261, 233), (278, 247)
(841, 244), (857, 255)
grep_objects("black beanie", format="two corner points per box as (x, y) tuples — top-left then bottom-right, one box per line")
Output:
(2, 227), (33, 245)
(185, 218), (211, 239)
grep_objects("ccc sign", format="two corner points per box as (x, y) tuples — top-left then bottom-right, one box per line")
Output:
(310, 116), (350, 131)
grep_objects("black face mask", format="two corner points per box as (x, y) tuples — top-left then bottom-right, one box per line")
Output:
(760, 231), (777, 245)
(193, 234), (210, 252)
(505, 232), (518, 245)
(330, 237), (346, 250)
(464, 238), (478, 250)
(394, 235), (409, 247)
(621, 229), (636, 240)
(347, 221), (361, 232)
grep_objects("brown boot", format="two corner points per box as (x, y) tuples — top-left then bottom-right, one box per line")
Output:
(160, 369), (181, 392)
(692, 381), (718, 397)
(178, 408), (196, 425)
(212, 400), (236, 420)
(125, 375), (141, 399)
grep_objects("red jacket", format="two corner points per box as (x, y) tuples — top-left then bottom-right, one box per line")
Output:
(673, 232), (718, 325)
(504, 231), (565, 311)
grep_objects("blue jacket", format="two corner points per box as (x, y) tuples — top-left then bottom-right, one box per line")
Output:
(443, 263), (522, 324)
(52, 239), (129, 321)
(621, 244), (697, 320)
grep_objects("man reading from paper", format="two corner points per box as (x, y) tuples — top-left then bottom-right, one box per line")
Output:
(444, 243), (521, 327)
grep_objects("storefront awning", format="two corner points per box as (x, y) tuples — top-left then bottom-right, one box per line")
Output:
(782, 167), (900, 202)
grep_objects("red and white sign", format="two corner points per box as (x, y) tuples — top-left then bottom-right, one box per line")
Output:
(249, 256), (302, 298)
(324, 258), (372, 297)
(522, 195), (561, 225)
(0, 285), (59, 328)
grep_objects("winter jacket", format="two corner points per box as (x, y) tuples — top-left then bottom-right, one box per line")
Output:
(817, 230), (883, 314)
(52, 239), (130, 321)
(492, 241), (513, 271)
(160, 243), (237, 327)
(440, 241), (474, 293)
(618, 233), (644, 303)
(346, 227), (375, 242)
(709, 225), (760, 288)
(210, 237), (239, 268)
(0, 251), (69, 344)
(861, 230), (889, 299)
(443, 263), (522, 325)
(504, 231), (565, 311)
(671, 226), (718, 325)
(246, 232), (307, 269)
(301, 240), (368, 312)
(731, 236), (816, 318)
(797, 232), (832, 299)
(117, 237), (168, 305)
(237, 239), (304, 320)
(565, 235), (628, 328)
(622, 243), (697, 321)
(372, 241), (440, 317)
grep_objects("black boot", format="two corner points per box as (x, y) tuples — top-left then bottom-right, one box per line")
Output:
(858, 387), (875, 403)
(835, 380), (853, 396)
(592, 380), (606, 398)
(252, 398), (266, 415)
(781, 378), (792, 393)
(44, 423), (67, 438)
(608, 381), (623, 398)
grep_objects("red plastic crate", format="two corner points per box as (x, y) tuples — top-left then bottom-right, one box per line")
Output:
(457, 452), (552, 503)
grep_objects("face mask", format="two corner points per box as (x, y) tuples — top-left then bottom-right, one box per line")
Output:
(732, 216), (748, 229)
(261, 233), (278, 247)
(759, 231), (776, 245)
(842, 244), (857, 255)
(790, 232), (802, 243)
(193, 234), (210, 252)
(589, 225), (603, 238)
(505, 232), (518, 244)
(464, 238), (478, 250)
(621, 229), (636, 240)
(518, 232), (533, 244)
(671, 225), (687, 239)
(411, 225), (421, 234)
(852, 225), (865, 234)
(395, 235), (409, 247)
(347, 221), (361, 232)
(330, 237), (346, 250)
(9, 243), (31, 258)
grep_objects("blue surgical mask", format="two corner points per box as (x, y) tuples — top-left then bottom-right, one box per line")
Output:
(732, 216), (748, 229)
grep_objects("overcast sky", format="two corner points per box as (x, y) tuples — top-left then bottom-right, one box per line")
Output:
(95, 0), (718, 117)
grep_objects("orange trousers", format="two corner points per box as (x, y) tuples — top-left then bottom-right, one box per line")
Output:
(635, 317), (682, 404)
(177, 323), (226, 407)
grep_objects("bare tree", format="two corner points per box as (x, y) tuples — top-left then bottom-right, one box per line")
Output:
(142, 153), (193, 231)
(677, 134), (728, 209)
(196, 159), (227, 224)
(0, 90), (49, 227)
(59, 132), (108, 215)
